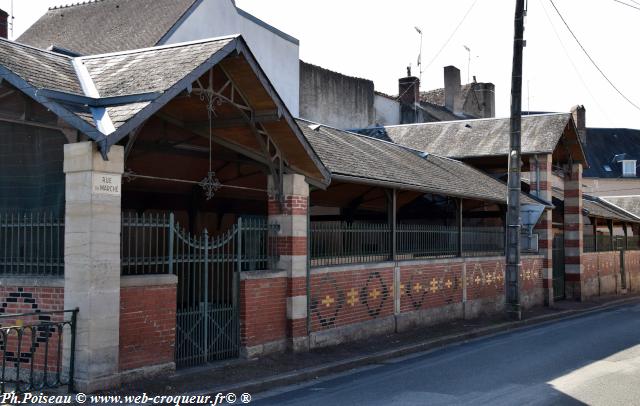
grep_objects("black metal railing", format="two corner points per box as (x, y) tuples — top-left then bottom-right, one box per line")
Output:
(0, 309), (77, 393)
(0, 212), (64, 276)
(310, 222), (506, 267)
(310, 222), (391, 266)
(583, 234), (640, 253)
(122, 213), (279, 275)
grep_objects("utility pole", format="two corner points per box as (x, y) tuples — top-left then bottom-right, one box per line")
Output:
(506, 0), (526, 320)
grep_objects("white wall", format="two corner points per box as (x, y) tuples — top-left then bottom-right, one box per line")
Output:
(374, 94), (400, 126)
(164, 0), (300, 116)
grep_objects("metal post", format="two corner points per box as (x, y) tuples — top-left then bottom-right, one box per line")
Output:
(203, 229), (209, 362)
(593, 217), (598, 252)
(608, 220), (614, 251)
(168, 213), (174, 275)
(234, 217), (242, 356)
(457, 199), (463, 257)
(68, 308), (78, 393)
(390, 189), (397, 261)
(505, 0), (526, 320)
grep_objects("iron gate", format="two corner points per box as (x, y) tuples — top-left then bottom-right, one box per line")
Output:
(121, 214), (277, 368)
(552, 234), (565, 300)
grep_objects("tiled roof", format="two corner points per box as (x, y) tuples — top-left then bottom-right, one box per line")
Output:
(80, 38), (233, 97)
(583, 195), (640, 223)
(377, 113), (573, 159)
(0, 39), (81, 94)
(297, 118), (541, 205)
(601, 196), (640, 220)
(419, 84), (473, 107)
(17, 0), (198, 55)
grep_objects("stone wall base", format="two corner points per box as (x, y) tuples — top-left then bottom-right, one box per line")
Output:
(241, 339), (287, 359)
(310, 317), (395, 349)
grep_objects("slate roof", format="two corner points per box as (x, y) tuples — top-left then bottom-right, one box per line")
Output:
(583, 195), (640, 223)
(601, 196), (640, 219)
(80, 37), (233, 97)
(359, 113), (574, 159)
(0, 40), (81, 93)
(17, 0), (198, 55)
(297, 118), (542, 205)
(582, 128), (640, 179)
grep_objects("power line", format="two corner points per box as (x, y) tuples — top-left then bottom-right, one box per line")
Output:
(613, 0), (640, 11)
(549, 0), (640, 112)
(539, 0), (613, 124)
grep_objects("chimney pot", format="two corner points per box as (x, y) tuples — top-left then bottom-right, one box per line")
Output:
(571, 105), (587, 145)
(444, 65), (463, 114)
(398, 75), (420, 107)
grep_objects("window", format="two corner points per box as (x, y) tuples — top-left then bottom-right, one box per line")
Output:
(622, 160), (637, 177)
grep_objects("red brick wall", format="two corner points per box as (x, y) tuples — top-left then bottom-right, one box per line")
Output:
(626, 250), (640, 292)
(240, 277), (287, 347)
(119, 285), (176, 371)
(400, 262), (463, 312)
(0, 285), (64, 372)
(309, 267), (394, 331)
(400, 257), (542, 312)
(582, 251), (621, 298)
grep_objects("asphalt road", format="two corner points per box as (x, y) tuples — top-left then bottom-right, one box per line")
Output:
(256, 302), (640, 406)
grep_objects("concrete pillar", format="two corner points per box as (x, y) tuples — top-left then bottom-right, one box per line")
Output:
(530, 154), (554, 305)
(268, 174), (309, 352)
(63, 142), (123, 391)
(564, 163), (584, 300)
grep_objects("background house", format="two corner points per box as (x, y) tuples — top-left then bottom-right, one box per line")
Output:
(299, 62), (495, 129)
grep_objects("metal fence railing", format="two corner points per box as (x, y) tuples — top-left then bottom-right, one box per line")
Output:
(310, 222), (391, 266)
(0, 212), (64, 276)
(310, 222), (507, 267)
(0, 309), (77, 393)
(583, 234), (640, 253)
(121, 213), (279, 275)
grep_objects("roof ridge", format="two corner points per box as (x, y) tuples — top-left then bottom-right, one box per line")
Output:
(78, 34), (239, 60)
(49, 0), (104, 11)
(382, 112), (571, 129)
(0, 37), (74, 59)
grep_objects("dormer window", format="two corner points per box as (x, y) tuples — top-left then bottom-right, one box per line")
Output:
(622, 160), (636, 177)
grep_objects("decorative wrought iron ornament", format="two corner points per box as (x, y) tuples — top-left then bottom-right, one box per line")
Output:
(199, 170), (222, 200)
(199, 72), (223, 200)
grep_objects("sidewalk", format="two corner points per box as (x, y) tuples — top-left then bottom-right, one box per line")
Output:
(114, 294), (640, 397)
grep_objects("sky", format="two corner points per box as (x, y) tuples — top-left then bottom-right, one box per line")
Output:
(1, 0), (639, 129)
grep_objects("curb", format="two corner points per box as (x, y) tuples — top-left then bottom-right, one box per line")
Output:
(195, 296), (640, 397)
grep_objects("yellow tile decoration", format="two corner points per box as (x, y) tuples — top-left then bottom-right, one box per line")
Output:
(445, 279), (453, 289)
(430, 278), (439, 293)
(413, 282), (423, 292)
(322, 295), (335, 307)
(347, 288), (358, 306)
(369, 288), (381, 300)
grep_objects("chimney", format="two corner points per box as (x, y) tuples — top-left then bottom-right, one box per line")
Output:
(398, 66), (420, 106)
(0, 9), (8, 39)
(571, 105), (586, 145)
(444, 65), (463, 115)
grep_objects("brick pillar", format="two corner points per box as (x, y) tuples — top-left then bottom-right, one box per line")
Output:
(268, 174), (309, 352)
(63, 142), (123, 391)
(530, 154), (554, 305)
(564, 163), (584, 300)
